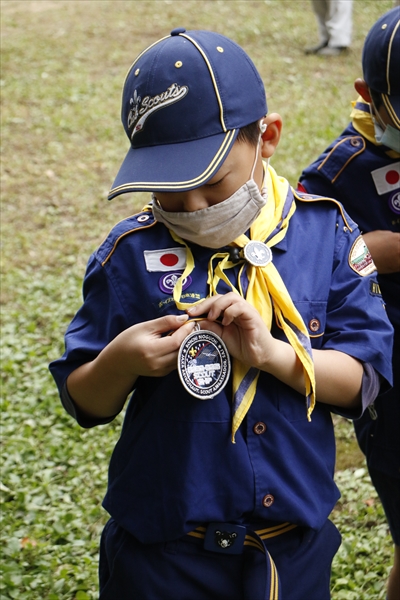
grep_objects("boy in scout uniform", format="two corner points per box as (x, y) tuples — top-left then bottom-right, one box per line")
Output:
(299, 8), (400, 599)
(50, 28), (393, 599)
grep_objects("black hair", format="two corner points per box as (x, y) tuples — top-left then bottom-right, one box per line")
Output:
(236, 120), (261, 146)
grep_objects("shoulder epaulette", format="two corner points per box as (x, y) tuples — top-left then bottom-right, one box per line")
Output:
(293, 189), (354, 232)
(97, 208), (156, 266)
(317, 135), (366, 184)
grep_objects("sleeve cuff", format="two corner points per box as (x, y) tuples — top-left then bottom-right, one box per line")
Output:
(331, 362), (382, 420)
(61, 382), (117, 429)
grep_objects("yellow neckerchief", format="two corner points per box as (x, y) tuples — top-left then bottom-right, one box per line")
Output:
(351, 96), (400, 160)
(158, 164), (316, 443)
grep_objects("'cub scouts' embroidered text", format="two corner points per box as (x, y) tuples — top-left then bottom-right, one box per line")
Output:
(128, 83), (189, 139)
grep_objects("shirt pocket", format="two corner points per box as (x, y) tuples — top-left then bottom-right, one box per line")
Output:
(275, 301), (327, 422)
(293, 301), (327, 349)
(273, 301), (327, 348)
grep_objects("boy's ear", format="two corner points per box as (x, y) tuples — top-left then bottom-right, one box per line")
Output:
(354, 78), (372, 104)
(260, 114), (282, 159)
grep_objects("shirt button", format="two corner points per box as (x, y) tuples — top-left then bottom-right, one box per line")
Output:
(262, 494), (275, 508)
(253, 422), (267, 435)
(309, 318), (320, 332)
(350, 137), (361, 147)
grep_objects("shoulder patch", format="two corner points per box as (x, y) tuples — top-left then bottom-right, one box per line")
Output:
(144, 248), (187, 272)
(97, 209), (156, 266)
(317, 136), (366, 184)
(371, 161), (400, 196)
(348, 236), (376, 276)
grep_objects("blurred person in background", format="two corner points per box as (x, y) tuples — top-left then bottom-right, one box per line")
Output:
(305, 0), (353, 56)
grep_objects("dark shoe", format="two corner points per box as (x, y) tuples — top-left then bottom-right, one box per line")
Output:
(317, 46), (348, 56)
(304, 41), (328, 55)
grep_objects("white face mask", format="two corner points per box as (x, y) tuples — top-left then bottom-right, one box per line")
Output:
(370, 103), (400, 153)
(373, 121), (400, 153)
(152, 123), (268, 248)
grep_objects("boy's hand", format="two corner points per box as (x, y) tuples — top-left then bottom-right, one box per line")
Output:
(187, 293), (276, 369)
(362, 230), (400, 274)
(187, 293), (363, 410)
(66, 314), (194, 418)
(111, 314), (195, 378)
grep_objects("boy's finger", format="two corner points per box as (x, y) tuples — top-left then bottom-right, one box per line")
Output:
(188, 293), (241, 320)
(186, 295), (222, 315)
(147, 314), (190, 335)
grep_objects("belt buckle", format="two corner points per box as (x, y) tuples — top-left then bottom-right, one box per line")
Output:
(203, 522), (246, 555)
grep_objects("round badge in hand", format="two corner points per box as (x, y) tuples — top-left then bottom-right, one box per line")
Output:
(178, 323), (231, 400)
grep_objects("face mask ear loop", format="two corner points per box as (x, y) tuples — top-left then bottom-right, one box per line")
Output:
(152, 193), (162, 208)
(250, 121), (267, 180)
(369, 98), (386, 131)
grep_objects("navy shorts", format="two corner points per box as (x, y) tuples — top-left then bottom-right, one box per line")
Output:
(99, 518), (341, 600)
(368, 466), (400, 546)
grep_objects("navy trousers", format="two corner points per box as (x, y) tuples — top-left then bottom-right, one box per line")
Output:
(99, 518), (340, 600)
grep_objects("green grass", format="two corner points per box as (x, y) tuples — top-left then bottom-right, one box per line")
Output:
(1, 1), (395, 598)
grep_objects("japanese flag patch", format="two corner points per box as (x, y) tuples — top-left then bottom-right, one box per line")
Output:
(371, 162), (400, 195)
(144, 247), (187, 272)
(349, 236), (376, 276)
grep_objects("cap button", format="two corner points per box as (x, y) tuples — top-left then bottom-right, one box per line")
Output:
(171, 27), (186, 36)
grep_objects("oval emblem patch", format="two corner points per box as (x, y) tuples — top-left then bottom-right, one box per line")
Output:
(178, 328), (231, 400)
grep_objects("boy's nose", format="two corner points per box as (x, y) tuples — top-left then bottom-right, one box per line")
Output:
(180, 189), (209, 212)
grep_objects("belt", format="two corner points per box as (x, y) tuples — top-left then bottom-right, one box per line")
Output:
(187, 521), (297, 554)
(185, 521), (298, 600)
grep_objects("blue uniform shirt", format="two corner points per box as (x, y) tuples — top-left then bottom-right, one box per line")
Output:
(50, 188), (393, 544)
(299, 104), (400, 479)
(299, 105), (400, 330)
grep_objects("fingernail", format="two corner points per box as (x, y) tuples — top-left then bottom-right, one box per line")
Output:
(177, 314), (189, 322)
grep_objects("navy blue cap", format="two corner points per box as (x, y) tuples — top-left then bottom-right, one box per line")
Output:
(108, 29), (267, 200)
(362, 7), (400, 129)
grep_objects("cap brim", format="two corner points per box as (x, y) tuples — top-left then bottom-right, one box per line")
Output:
(108, 129), (239, 200)
(382, 93), (400, 129)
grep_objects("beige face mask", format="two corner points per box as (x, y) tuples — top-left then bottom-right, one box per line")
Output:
(152, 127), (268, 248)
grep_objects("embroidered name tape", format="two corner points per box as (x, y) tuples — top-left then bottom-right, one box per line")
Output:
(144, 247), (187, 272)
(370, 280), (382, 296)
